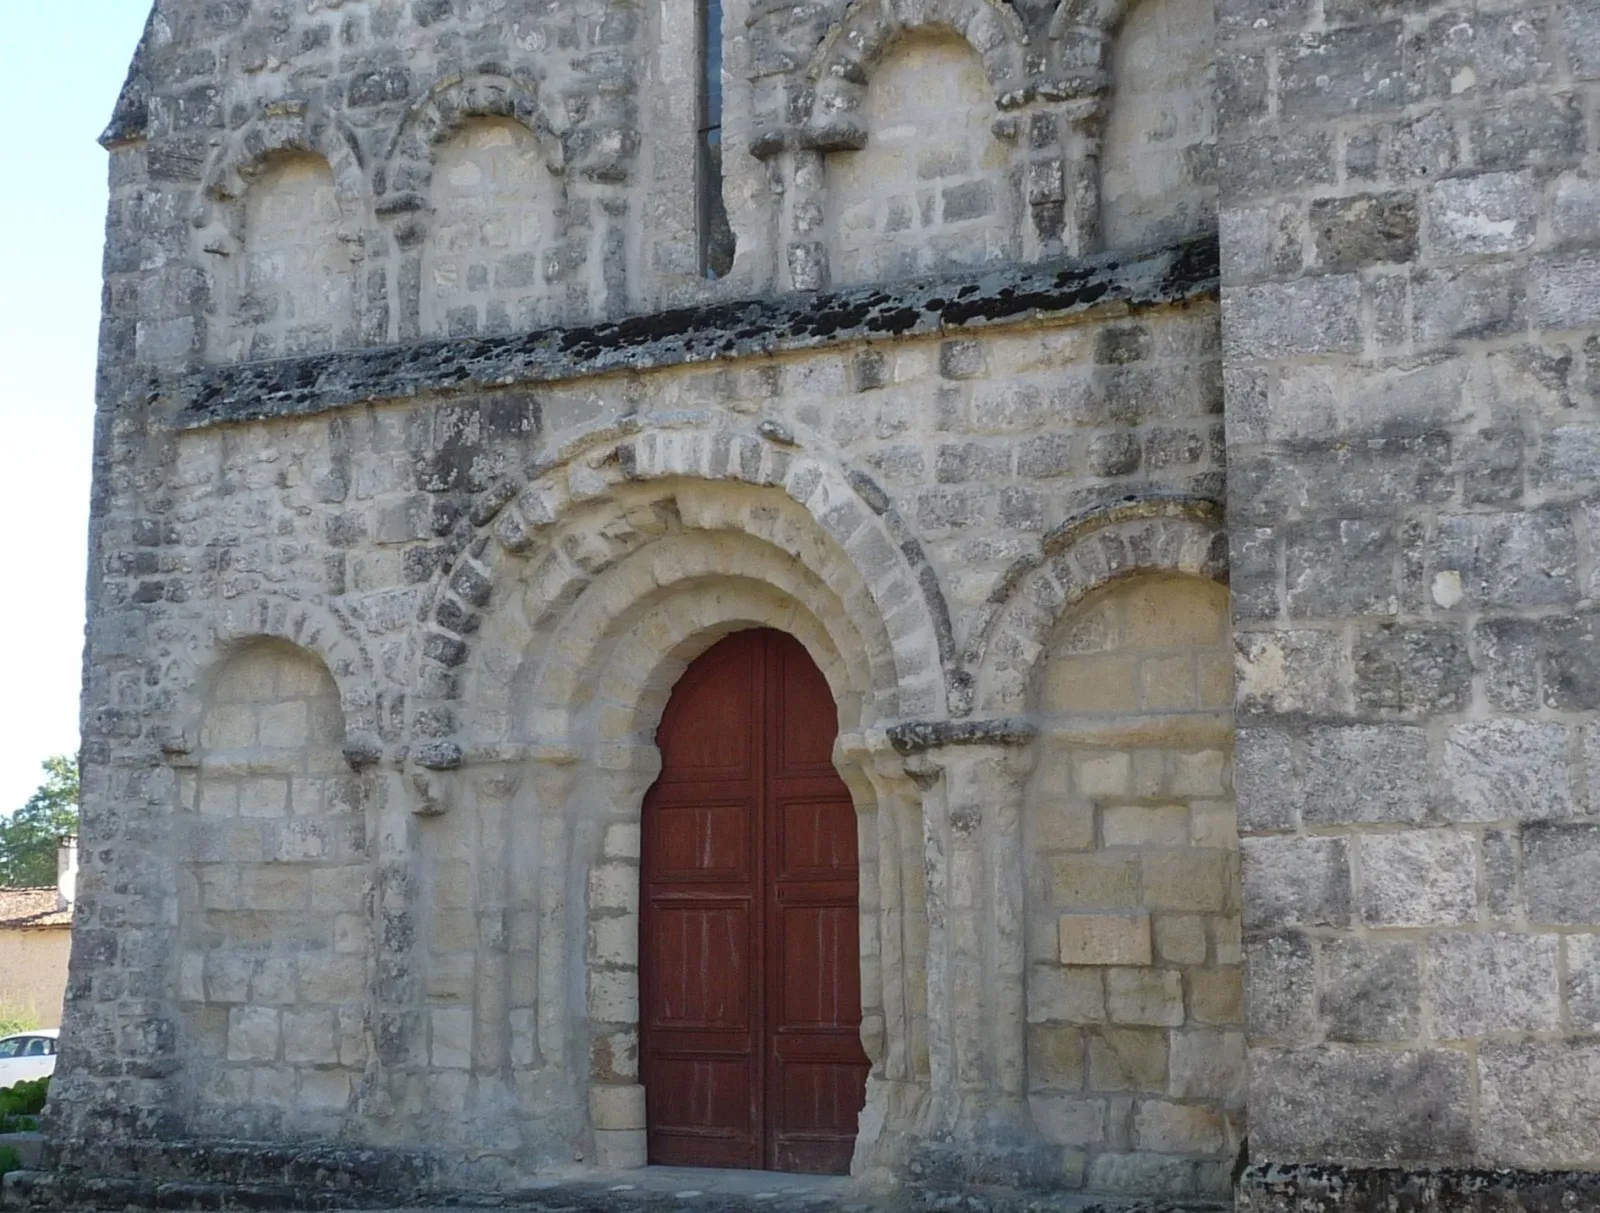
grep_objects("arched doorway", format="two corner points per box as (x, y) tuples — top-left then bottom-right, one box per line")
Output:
(640, 628), (869, 1174)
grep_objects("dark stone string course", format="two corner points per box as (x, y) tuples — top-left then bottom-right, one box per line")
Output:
(174, 236), (1219, 428)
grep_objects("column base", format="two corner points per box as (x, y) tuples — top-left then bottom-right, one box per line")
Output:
(1237, 1162), (1600, 1211)
(904, 1100), (1064, 1191)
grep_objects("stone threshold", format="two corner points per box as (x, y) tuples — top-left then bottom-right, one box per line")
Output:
(171, 236), (1219, 430)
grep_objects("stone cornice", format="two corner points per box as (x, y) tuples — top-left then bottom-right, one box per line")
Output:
(170, 235), (1219, 429)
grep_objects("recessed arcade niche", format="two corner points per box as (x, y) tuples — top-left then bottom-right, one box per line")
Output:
(420, 117), (563, 338)
(1025, 574), (1243, 1197)
(174, 639), (370, 1142)
(825, 33), (1013, 287)
(208, 153), (358, 363)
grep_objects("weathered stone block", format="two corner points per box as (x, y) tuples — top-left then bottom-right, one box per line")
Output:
(1029, 964), (1107, 1025)
(1544, 611), (1600, 709)
(1442, 719), (1575, 823)
(1060, 914), (1151, 967)
(1320, 938), (1419, 1042)
(1223, 276), (1362, 360)
(1353, 623), (1471, 717)
(1242, 836), (1350, 930)
(1532, 253), (1600, 331)
(1169, 1029), (1245, 1104)
(1563, 935), (1600, 1030)
(1278, 25), (1404, 120)
(282, 1007), (338, 1065)
(1051, 853), (1141, 910)
(1134, 1100), (1225, 1154)
(1412, 263), (1527, 347)
(1142, 851), (1231, 913)
(1426, 172), (1538, 257)
(1434, 510), (1577, 609)
(1106, 967), (1185, 1027)
(1088, 1027), (1167, 1093)
(1427, 933), (1560, 1038)
(1235, 630), (1347, 719)
(1285, 520), (1397, 617)
(1234, 728), (1299, 832)
(1028, 1024), (1085, 1089)
(1524, 823), (1600, 924)
(1310, 193), (1418, 271)
(1189, 967), (1245, 1026)
(589, 1083), (646, 1131)
(227, 1006), (280, 1063)
(1358, 830), (1477, 927)
(1480, 1041), (1600, 1168)
(1029, 1093), (1107, 1148)
(1153, 915), (1208, 966)
(1246, 933), (1316, 1040)
(1249, 1045), (1473, 1163)
(1302, 726), (1429, 826)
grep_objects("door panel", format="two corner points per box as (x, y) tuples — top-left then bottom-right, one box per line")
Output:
(649, 902), (754, 1027)
(648, 800), (753, 880)
(641, 629), (868, 1174)
(776, 799), (858, 877)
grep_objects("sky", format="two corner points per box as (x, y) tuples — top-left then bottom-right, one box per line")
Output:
(0, 4), (152, 812)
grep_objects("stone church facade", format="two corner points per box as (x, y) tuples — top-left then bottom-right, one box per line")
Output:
(53, 0), (1600, 1207)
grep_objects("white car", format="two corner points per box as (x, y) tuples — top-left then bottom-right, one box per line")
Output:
(0, 1030), (57, 1089)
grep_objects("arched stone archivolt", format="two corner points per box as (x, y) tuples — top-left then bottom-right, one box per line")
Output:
(380, 73), (563, 209)
(437, 525), (923, 1172)
(199, 104), (368, 239)
(406, 424), (953, 760)
(803, 0), (1031, 151)
(970, 499), (1228, 717)
(157, 594), (385, 767)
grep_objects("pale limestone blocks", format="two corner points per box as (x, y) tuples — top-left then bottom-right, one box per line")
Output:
(1021, 574), (1243, 1197)
(177, 639), (371, 1138)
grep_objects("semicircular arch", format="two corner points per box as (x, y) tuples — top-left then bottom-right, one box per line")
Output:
(160, 594), (383, 764)
(408, 424), (952, 759)
(804, 0), (1030, 147)
(970, 499), (1228, 717)
(379, 73), (563, 215)
(198, 105), (368, 244)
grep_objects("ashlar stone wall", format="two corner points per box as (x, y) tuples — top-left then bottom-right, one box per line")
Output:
(1027, 575), (1240, 1198)
(87, 0), (1586, 1203)
(1218, 0), (1600, 1198)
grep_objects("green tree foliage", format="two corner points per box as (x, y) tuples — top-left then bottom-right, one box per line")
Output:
(0, 757), (78, 888)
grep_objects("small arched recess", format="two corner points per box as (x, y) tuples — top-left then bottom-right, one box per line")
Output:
(420, 116), (567, 337)
(203, 151), (360, 362)
(1022, 571), (1243, 1199)
(824, 31), (1016, 286)
(173, 638), (372, 1143)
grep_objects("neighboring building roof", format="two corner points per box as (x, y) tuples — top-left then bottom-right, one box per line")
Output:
(0, 889), (72, 930)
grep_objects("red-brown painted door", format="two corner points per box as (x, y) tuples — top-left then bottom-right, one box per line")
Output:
(641, 629), (868, 1174)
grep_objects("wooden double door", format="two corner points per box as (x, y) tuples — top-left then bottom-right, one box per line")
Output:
(640, 629), (869, 1174)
